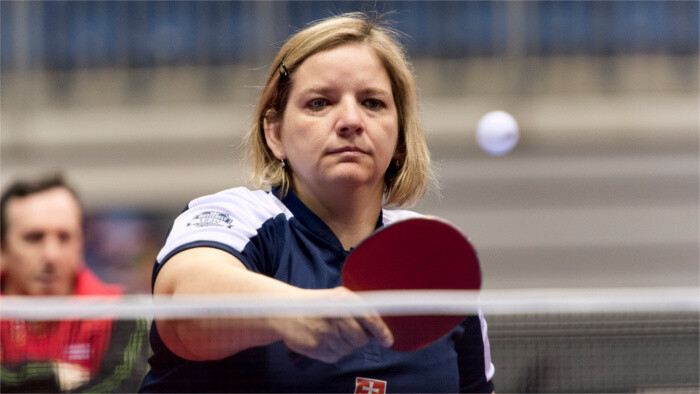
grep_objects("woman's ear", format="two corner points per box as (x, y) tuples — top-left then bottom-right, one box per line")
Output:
(392, 141), (406, 161)
(263, 110), (284, 160)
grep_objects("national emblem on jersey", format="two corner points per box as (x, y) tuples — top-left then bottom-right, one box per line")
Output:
(63, 343), (92, 361)
(354, 377), (387, 394)
(186, 211), (234, 229)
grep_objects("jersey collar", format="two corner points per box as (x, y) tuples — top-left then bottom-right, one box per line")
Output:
(272, 186), (384, 252)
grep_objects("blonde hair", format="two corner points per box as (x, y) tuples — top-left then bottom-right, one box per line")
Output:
(245, 12), (432, 208)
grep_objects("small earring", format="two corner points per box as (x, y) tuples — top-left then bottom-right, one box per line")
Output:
(280, 159), (286, 168)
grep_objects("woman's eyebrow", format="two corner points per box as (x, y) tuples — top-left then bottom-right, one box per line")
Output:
(297, 86), (391, 97)
(359, 87), (392, 97)
(297, 85), (334, 96)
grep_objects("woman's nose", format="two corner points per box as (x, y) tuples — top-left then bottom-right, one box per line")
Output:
(336, 99), (364, 135)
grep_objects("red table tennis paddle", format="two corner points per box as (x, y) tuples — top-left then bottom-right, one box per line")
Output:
(342, 217), (482, 352)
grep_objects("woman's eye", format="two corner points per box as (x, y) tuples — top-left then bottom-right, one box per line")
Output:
(308, 98), (328, 110)
(363, 99), (385, 110)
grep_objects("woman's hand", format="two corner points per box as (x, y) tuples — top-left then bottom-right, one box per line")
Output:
(155, 248), (393, 362)
(278, 286), (394, 363)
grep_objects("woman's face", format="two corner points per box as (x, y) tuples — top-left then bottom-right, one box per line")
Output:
(265, 43), (399, 200)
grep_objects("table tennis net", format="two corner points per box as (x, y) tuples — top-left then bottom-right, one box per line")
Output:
(1, 287), (697, 393)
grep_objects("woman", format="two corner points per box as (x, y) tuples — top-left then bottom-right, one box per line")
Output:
(140, 12), (494, 393)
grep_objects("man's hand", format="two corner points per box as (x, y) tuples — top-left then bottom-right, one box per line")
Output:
(53, 361), (90, 391)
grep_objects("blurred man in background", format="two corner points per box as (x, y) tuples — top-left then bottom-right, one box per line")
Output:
(0, 175), (117, 296)
(1, 174), (149, 392)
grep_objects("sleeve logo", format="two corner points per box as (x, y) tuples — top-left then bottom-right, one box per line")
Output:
(354, 377), (387, 394)
(186, 211), (234, 229)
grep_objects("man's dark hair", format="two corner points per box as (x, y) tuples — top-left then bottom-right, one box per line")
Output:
(0, 174), (81, 245)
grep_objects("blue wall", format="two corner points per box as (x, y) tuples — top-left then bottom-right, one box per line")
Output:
(2, 1), (698, 70)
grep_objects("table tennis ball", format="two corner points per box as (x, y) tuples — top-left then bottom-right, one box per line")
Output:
(476, 110), (519, 156)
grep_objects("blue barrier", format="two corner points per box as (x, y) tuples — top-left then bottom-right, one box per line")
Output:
(1, 1), (697, 70)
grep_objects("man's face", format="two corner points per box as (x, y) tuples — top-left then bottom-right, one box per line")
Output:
(1, 187), (83, 296)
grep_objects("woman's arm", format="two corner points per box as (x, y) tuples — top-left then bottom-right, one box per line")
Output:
(154, 247), (393, 362)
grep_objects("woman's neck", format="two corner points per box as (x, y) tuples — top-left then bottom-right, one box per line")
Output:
(293, 182), (384, 250)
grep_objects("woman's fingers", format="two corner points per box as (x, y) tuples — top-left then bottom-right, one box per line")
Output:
(357, 313), (394, 348)
(335, 315), (371, 348)
(282, 286), (393, 363)
(326, 286), (394, 348)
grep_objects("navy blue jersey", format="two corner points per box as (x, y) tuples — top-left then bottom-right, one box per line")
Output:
(140, 187), (494, 393)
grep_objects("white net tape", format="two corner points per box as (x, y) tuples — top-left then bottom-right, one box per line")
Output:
(1, 287), (697, 321)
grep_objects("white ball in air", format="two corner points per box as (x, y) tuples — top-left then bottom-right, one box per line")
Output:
(476, 110), (519, 156)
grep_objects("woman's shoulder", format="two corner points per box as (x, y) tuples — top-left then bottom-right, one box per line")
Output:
(382, 209), (456, 228)
(185, 186), (292, 220)
(187, 186), (270, 205)
(381, 208), (429, 226)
